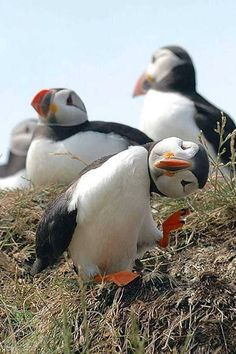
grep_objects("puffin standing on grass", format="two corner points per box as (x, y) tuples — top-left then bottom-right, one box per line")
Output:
(31, 137), (209, 286)
(133, 45), (236, 167)
(27, 88), (152, 186)
(0, 118), (37, 189)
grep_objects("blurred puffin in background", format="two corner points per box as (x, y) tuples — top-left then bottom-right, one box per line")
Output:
(27, 88), (152, 186)
(0, 118), (37, 190)
(31, 137), (209, 286)
(133, 45), (236, 170)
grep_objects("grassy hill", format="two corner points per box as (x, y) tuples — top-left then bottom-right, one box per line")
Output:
(0, 176), (236, 353)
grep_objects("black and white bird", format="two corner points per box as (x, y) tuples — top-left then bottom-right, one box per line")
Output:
(31, 137), (209, 285)
(0, 118), (37, 189)
(27, 88), (152, 186)
(133, 45), (236, 169)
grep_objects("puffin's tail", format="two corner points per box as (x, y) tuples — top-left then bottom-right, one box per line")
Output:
(30, 257), (50, 276)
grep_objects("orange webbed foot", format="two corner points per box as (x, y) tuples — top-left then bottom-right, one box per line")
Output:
(159, 208), (191, 248)
(94, 271), (139, 286)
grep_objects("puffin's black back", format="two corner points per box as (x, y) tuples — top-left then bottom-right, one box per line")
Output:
(189, 93), (236, 165)
(33, 121), (153, 144)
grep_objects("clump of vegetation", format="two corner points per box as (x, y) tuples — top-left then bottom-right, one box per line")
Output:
(0, 173), (235, 353)
(1, 120), (236, 353)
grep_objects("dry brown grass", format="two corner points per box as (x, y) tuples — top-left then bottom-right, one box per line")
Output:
(0, 178), (236, 353)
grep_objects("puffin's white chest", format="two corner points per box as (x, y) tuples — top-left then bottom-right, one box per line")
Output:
(140, 90), (200, 142)
(67, 147), (151, 277)
(0, 169), (30, 190)
(26, 131), (129, 185)
(140, 90), (218, 163)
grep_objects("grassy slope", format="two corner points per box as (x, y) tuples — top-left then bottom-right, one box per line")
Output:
(0, 178), (236, 354)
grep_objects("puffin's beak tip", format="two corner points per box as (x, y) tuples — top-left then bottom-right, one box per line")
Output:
(31, 89), (50, 115)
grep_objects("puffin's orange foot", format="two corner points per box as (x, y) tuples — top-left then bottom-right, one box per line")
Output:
(159, 208), (191, 248)
(94, 271), (139, 286)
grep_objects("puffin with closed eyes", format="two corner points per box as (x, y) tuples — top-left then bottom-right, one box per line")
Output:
(31, 137), (209, 286)
(27, 88), (152, 186)
(0, 118), (37, 189)
(133, 45), (236, 169)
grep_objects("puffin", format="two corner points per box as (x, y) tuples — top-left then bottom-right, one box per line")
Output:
(27, 88), (152, 186)
(31, 137), (209, 286)
(0, 118), (37, 189)
(133, 45), (236, 169)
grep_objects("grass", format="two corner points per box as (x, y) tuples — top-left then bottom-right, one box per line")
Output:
(1, 120), (236, 353)
(0, 175), (236, 353)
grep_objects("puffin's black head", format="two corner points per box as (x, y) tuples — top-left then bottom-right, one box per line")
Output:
(148, 137), (209, 198)
(162, 46), (193, 64)
(31, 88), (88, 126)
(133, 45), (196, 96)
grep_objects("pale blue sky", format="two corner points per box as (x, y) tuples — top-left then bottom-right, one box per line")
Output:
(1, 0), (236, 160)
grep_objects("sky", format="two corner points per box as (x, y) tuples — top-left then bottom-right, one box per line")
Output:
(1, 0), (236, 161)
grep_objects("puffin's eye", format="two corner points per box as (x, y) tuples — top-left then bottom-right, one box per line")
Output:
(181, 142), (188, 150)
(66, 94), (73, 106)
(181, 180), (192, 187)
(151, 55), (156, 63)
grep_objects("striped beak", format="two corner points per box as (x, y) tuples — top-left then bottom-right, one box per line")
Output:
(31, 89), (50, 116)
(154, 158), (192, 172)
(133, 72), (146, 97)
(133, 72), (155, 97)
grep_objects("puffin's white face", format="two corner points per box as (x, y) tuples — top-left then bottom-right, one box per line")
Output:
(149, 137), (209, 198)
(146, 48), (184, 85)
(31, 88), (88, 126)
(10, 118), (37, 156)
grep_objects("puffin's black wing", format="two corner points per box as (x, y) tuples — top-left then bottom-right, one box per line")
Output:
(0, 163), (8, 177)
(31, 154), (115, 275)
(32, 121), (153, 145)
(83, 121), (153, 145)
(191, 93), (236, 165)
(31, 184), (78, 275)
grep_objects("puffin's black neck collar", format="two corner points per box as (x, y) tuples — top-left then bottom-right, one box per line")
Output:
(33, 121), (90, 142)
(149, 173), (161, 195)
(142, 142), (166, 197)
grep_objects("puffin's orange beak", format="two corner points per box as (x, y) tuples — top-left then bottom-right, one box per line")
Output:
(154, 158), (191, 171)
(31, 89), (50, 116)
(133, 72), (155, 97)
(133, 72), (146, 97)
